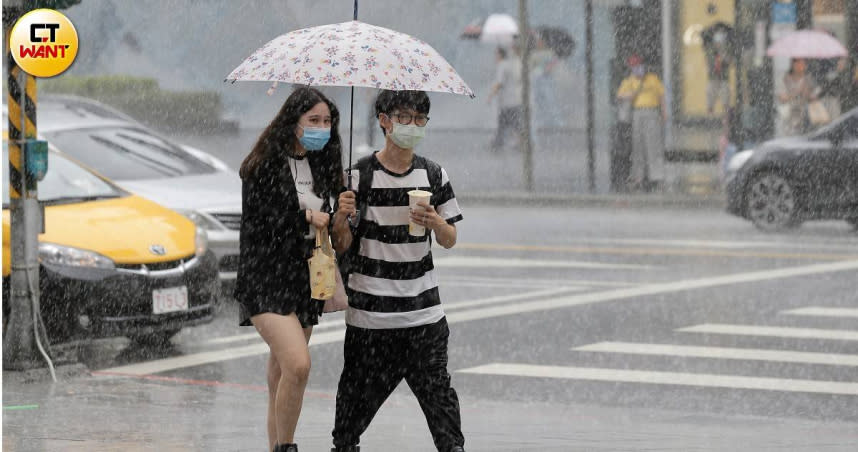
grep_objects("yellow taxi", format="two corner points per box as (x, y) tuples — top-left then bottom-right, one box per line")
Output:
(2, 143), (218, 344)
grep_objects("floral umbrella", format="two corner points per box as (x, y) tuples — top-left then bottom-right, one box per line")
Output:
(226, 19), (474, 185)
(226, 20), (474, 97)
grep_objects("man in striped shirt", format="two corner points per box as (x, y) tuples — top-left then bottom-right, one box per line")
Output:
(331, 90), (465, 452)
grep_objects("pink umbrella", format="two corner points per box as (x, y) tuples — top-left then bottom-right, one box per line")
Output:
(766, 30), (847, 59)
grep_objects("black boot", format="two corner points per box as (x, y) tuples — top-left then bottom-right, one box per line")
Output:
(273, 444), (297, 452)
(330, 447), (360, 452)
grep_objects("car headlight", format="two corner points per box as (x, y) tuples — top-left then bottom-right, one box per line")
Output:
(727, 149), (754, 173)
(195, 226), (208, 257)
(179, 210), (222, 231)
(39, 243), (115, 269)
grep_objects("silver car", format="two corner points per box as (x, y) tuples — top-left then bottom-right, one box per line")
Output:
(38, 95), (241, 285)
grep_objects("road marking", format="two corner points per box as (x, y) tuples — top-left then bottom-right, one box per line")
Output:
(204, 287), (582, 347)
(678, 324), (858, 342)
(434, 256), (654, 270)
(782, 307), (858, 319)
(574, 341), (858, 366)
(456, 243), (858, 261)
(456, 363), (858, 396)
(3, 404), (39, 411)
(103, 329), (347, 375)
(104, 258), (858, 375)
(445, 259), (858, 324)
(578, 238), (787, 249)
(441, 275), (636, 288)
(442, 287), (581, 311)
(444, 280), (584, 289)
(567, 237), (858, 252)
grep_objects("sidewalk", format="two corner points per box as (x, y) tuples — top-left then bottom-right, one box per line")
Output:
(4, 366), (858, 451)
(458, 190), (726, 210)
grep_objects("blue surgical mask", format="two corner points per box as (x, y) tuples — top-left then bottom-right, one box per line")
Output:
(298, 125), (331, 151)
(632, 65), (645, 77)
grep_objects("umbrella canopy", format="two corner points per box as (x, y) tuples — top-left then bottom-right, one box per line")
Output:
(536, 26), (575, 59)
(480, 13), (518, 46)
(226, 20), (474, 97)
(766, 30), (847, 59)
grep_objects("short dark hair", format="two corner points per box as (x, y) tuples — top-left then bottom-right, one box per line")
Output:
(374, 90), (430, 134)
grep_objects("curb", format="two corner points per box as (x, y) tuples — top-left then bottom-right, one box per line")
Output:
(458, 191), (727, 209)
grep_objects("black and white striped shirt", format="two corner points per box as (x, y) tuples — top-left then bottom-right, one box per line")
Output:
(345, 153), (463, 329)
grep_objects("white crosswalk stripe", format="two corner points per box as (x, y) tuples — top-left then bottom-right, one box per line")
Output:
(677, 324), (858, 341)
(573, 341), (858, 366)
(782, 307), (858, 319)
(457, 363), (858, 396)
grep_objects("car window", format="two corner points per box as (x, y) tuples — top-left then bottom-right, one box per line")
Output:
(41, 127), (215, 181)
(2, 147), (124, 207)
(841, 115), (858, 141)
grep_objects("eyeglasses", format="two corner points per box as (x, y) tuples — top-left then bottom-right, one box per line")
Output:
(389, 112), (430, 127)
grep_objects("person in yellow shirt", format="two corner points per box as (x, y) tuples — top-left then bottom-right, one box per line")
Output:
(616, 54), (667, 191)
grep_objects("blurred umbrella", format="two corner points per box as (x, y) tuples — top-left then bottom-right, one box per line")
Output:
(460, 13), (519, 46)
(226, 18), (474, 185)
(480, 13), (519, 46)
(460, 19), (483, 40)
(535, 26), (575, 59)
(766, 30), (847, 59)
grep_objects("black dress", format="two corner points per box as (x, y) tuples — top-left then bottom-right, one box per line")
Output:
(234, 150), (329, 328)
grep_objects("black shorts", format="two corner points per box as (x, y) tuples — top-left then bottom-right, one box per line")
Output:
(240, 297), (325, 328)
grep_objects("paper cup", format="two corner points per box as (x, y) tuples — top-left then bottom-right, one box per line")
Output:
(408, 189), (433, 236)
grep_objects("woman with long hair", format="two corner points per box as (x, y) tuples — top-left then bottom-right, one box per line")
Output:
(235, 87), (344, 452)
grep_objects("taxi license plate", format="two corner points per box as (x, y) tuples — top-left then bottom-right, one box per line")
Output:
(153, 286), (189, 314)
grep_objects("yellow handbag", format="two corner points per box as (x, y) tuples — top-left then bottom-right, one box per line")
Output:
(308, 228), (337, 300)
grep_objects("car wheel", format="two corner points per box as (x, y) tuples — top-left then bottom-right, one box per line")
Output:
(746, 172), (800, 231)
(128, 329), (180, 347)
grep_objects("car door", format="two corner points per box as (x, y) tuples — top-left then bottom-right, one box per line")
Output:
(836, 118), (858, 209)
(809, 113), (858, 213)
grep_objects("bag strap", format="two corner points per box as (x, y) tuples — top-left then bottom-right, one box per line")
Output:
(315, 227), (325, 249)
(416, 155), (443, 205)
(355, 155), (375, 206)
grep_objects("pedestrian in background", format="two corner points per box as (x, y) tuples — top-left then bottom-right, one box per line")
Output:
(616, 54), (666, 192)
(235, 87), (344, 452)
(487, 46), (523, 152)
(818, 57), (852, 119)
(777, 58), (817, 136)
(704, 28), (732, 115)
(331, 90), (466, 452)
(843, 57), (858, 111)
(530, 30), (561, 128)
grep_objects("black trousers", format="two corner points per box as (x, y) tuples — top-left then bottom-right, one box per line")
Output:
(332, 318), (464, 451)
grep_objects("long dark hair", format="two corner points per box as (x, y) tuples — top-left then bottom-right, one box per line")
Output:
(240, 87), (344, 198)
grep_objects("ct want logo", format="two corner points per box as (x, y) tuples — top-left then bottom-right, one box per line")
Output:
(10, 9), (79, 78)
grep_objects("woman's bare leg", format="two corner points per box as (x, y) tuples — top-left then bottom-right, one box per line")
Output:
(266, 352), (281, 450)
(252, 313), (314, 445)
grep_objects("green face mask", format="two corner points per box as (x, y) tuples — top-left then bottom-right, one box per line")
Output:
(389, 121), (426, 149)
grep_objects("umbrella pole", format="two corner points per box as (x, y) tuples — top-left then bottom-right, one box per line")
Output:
(347, 0), (358, 190)
(348, 86), (355, 190)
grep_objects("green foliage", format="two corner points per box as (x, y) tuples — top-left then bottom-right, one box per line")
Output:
(41, 75), (230, 133)
(24, 0), (82, 11)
